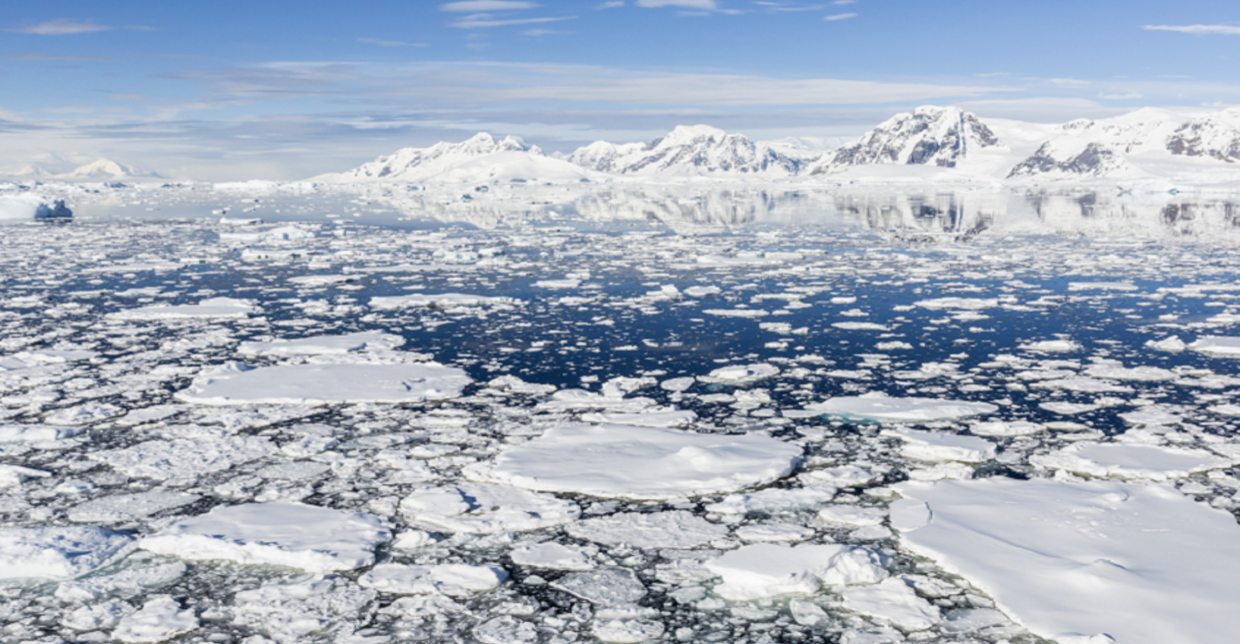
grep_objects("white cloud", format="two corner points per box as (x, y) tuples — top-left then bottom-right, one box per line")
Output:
(824, 12), (856, 21)
(596, 1), (625, 7)
(755, 2), (828, 12)
(1144, 24), (1240, 35)
(7, 19), (110, 35)
(451, 15), (576, 28)
(1049, 78), (1090, 88)
(636, 0), (718, 8)
(1098, 91), (1143, 100)
(440, 1), (540, 11)
(358, 38), (427, 47)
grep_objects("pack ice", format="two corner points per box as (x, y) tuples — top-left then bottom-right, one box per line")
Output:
(176, 361), (471, 405)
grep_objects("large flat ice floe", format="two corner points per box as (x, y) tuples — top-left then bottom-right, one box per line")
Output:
(238, 331), (404, 356)
(399, 482), (580, 533)
(108, 297), (260, 320)
(806, 393), (997, 423)
(704, 543), (888, 600)
(140, 502), (390, 572)
(1031, 442), (1236, 481)
(176, 361), (472, 405)
(0, 527), (134, 580)
(467, 424), (802, 500)
(891, 477), (1240, 644)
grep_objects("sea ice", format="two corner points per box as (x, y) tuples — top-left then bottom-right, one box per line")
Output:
(238, 331), (404, 356)
(565, 511), (728, 549)
(67, 491), (200, 524)
(399, 482), (580, 533)
(0, 526), (133, 580)
(0, 424), (86, 443)
(1188, 336), (1240, 357)
(468, 423), (802, 499)
(552, 567), (646, 605)
(704, 487), (837, 515)
(358, 563), (508, 597)
(510, 542), (594, 571)
(108, 297), (260, 320)
(704, 543), (888, 600)
(699, 363), (780, 384)
(1031, 442), (1235, 481)
(969, 420), (1044, 437)
(112, 595), (199, 643)
(89, 434), (275, 481)
(140, 502), (390, 572)
(842, 578), (940, 631)
(892, 477), (1240, 644)
(806, 393), (997, 423)
(369, 293), (516, 310)
(884, 428), (996, 463)
(176, 361), (471, 404)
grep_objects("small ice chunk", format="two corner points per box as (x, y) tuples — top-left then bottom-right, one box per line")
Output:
(566, 511), (728, 549)
(1146, 336), (1186, 353)
(1031, 443), (1235, 481)
(231, 574), (375, 643)
(1084, 363), (1176, 382)
(0, 527), (133, 580)
(358, 563), (507, 597)
(177, 361), (471, 405)
(510, 542), (594, 571)
(113, 595), (198, 643)
(469, 423), (802, 500)
(67, 491), (199, 524)
(238, 331), (404, 356)
(806, 394), (997, 423)
(593, 618), (665, 643)
(399, 482), (579, 534)
(1020, 340), (1081, 353)
(818, 505), (887, 528)
(970, 420), (1044, 437)
(842, 578), (941, 631)
(0, 424), (86, 443)
(735, 523), (815, 543)
(45, 401), (125, 425)
(705, 543), (887, 600)
(0, 464), (49, 488)
(914, 298), (998, 310)
(803, 465), (882, 488)
(699, 363), (780, 384)
(552, 567), (646, 606)
(90, 435), (275, 481)
(685, 286), (722, 298)
(475, 616), (539, 644)
(369, 293), (516, 309)
(705, 487), (836, 515)
(884, 428), (996, 463)
(63, 598), (136, 632)
(140, 502), (390, 572)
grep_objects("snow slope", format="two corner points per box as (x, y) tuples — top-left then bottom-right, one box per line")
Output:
(565, 125), (808, 178)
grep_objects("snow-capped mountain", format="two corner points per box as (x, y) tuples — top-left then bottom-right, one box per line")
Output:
(564, 125), (807, 177)
(807, 106), (999, 174)
(62, 159), (164, 180)
(1166, 109), (1240, 162)
(1007, 140), (1138, 179)
(315, 132), (599, 184)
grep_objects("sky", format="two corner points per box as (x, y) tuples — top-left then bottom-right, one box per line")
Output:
(2, 0), (1239, 180)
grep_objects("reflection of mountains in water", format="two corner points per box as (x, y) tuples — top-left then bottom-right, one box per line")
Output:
(375, 184), (1240, 240)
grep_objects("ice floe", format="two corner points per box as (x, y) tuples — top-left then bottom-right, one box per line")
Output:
(399, 482), (580, 533)
(893, 477), (1240, 644)
(113, 595), (199, 643)
(806, 393), (997, 423)
(238, 331), (404, 356)
(884, 428), (996, 463)
(176, 361), (472, 405)
(704, 543), (888, 600)
(358, 563), (508, 597)
(1188, 336), (1240, 357)
(140, 502), (390, 572)
(1031, 442), (1236, 480)
(109, 297), (260, 320)
(0, 526), (133, 580)
(468, 423), (802, 499)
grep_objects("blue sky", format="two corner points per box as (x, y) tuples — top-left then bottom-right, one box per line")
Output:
(3, 0), (1239, 180)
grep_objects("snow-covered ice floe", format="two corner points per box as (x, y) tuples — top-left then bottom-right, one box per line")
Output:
(892, 477), (1240, 644)
(399, 482), (580, 533)
(1188, 336), (1240, 357)
(704, 543), (888, 600)
(108, 297), (260, 320)
(238, 331), (404, 356)
(0, 527), (134, 580)
(139, 502), (390, 572)
(1031, 442), (1236, 481)
(466, 423), (802, 499)
(176, 361), (471, 404)
(369, 293), (517, 310)
(806, 393), (997, 423)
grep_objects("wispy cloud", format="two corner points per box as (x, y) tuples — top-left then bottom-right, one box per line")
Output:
(596, 1), (625, 7)
(1098, 91), (1143, 100)
(358, 38), (427, 47)
(1143, 24), (1240, 35)
(832, 0), (855, 4)
(440, 1), (540, 11)
(1049, 78), (1090, 88)
(451, 15), (576, 28)
(755, 2), (826, 12)
(6, 19), (110, 35)
(637, 0), (718, 8)
(824, 12), (856, 21)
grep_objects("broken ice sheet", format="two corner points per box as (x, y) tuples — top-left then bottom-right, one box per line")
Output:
(176, 361), (472, 405)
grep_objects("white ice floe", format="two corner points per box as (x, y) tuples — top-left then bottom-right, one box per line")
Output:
(803, 465), (882, 488)
(1145, 336), (1186, 352)
(231, 574), (375, 643)
(0, 424), (86, 443)
(399, 482), (580, 533)
(705, 487), (837, 515)
(704, 543), (888, 600)
(67, 491), (200, 524)
(44, 401), (125, 425)
(176, 361), (471, 405)
(832, 322), (890, 331)
(884, 428), (996, 463)
(0, 464), (49, 488)
(734, 523), (816, 543)
(112, 595), (199, 643)
(699, 363), (780, 385)
(1068, 281), (1137, 291)
(0, 526), (133, 580)
(1020, 339), (1080, 353)
(913, 298), (998, 310)
(369, 293), (516, 310)
(552, 567), (647, 605)
(969, 420), (1044, 437)
(579, 410), (697, 428)
(684, 285), (722, 298)
(0, 349), (96, 371)
(140, 502), (390, 572)
(842, 578), (941, 631)
(1083, 362), (1176, 381)
(593, 619), (665, 643)
(566, 511), (729, 549)
(817, 505), (888, 528)
(510, 542), (594, 571)
(703, 308), (769, 318)
(892, 477), (1240, 644)
(806, 393), (997, 423)
(90, 435), (274, 481)
(358, 563), (507, 597)
(109, 297), (260, 320)
(468, 423), (802, 500)
(238, 331), (404, 356)
(1031, 442), (1235, 481)
(1188, 336), (1240, 357)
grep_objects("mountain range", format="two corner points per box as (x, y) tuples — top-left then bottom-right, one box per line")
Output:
(313, 105), (1240, 186)
(3, 158), (165, 182)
